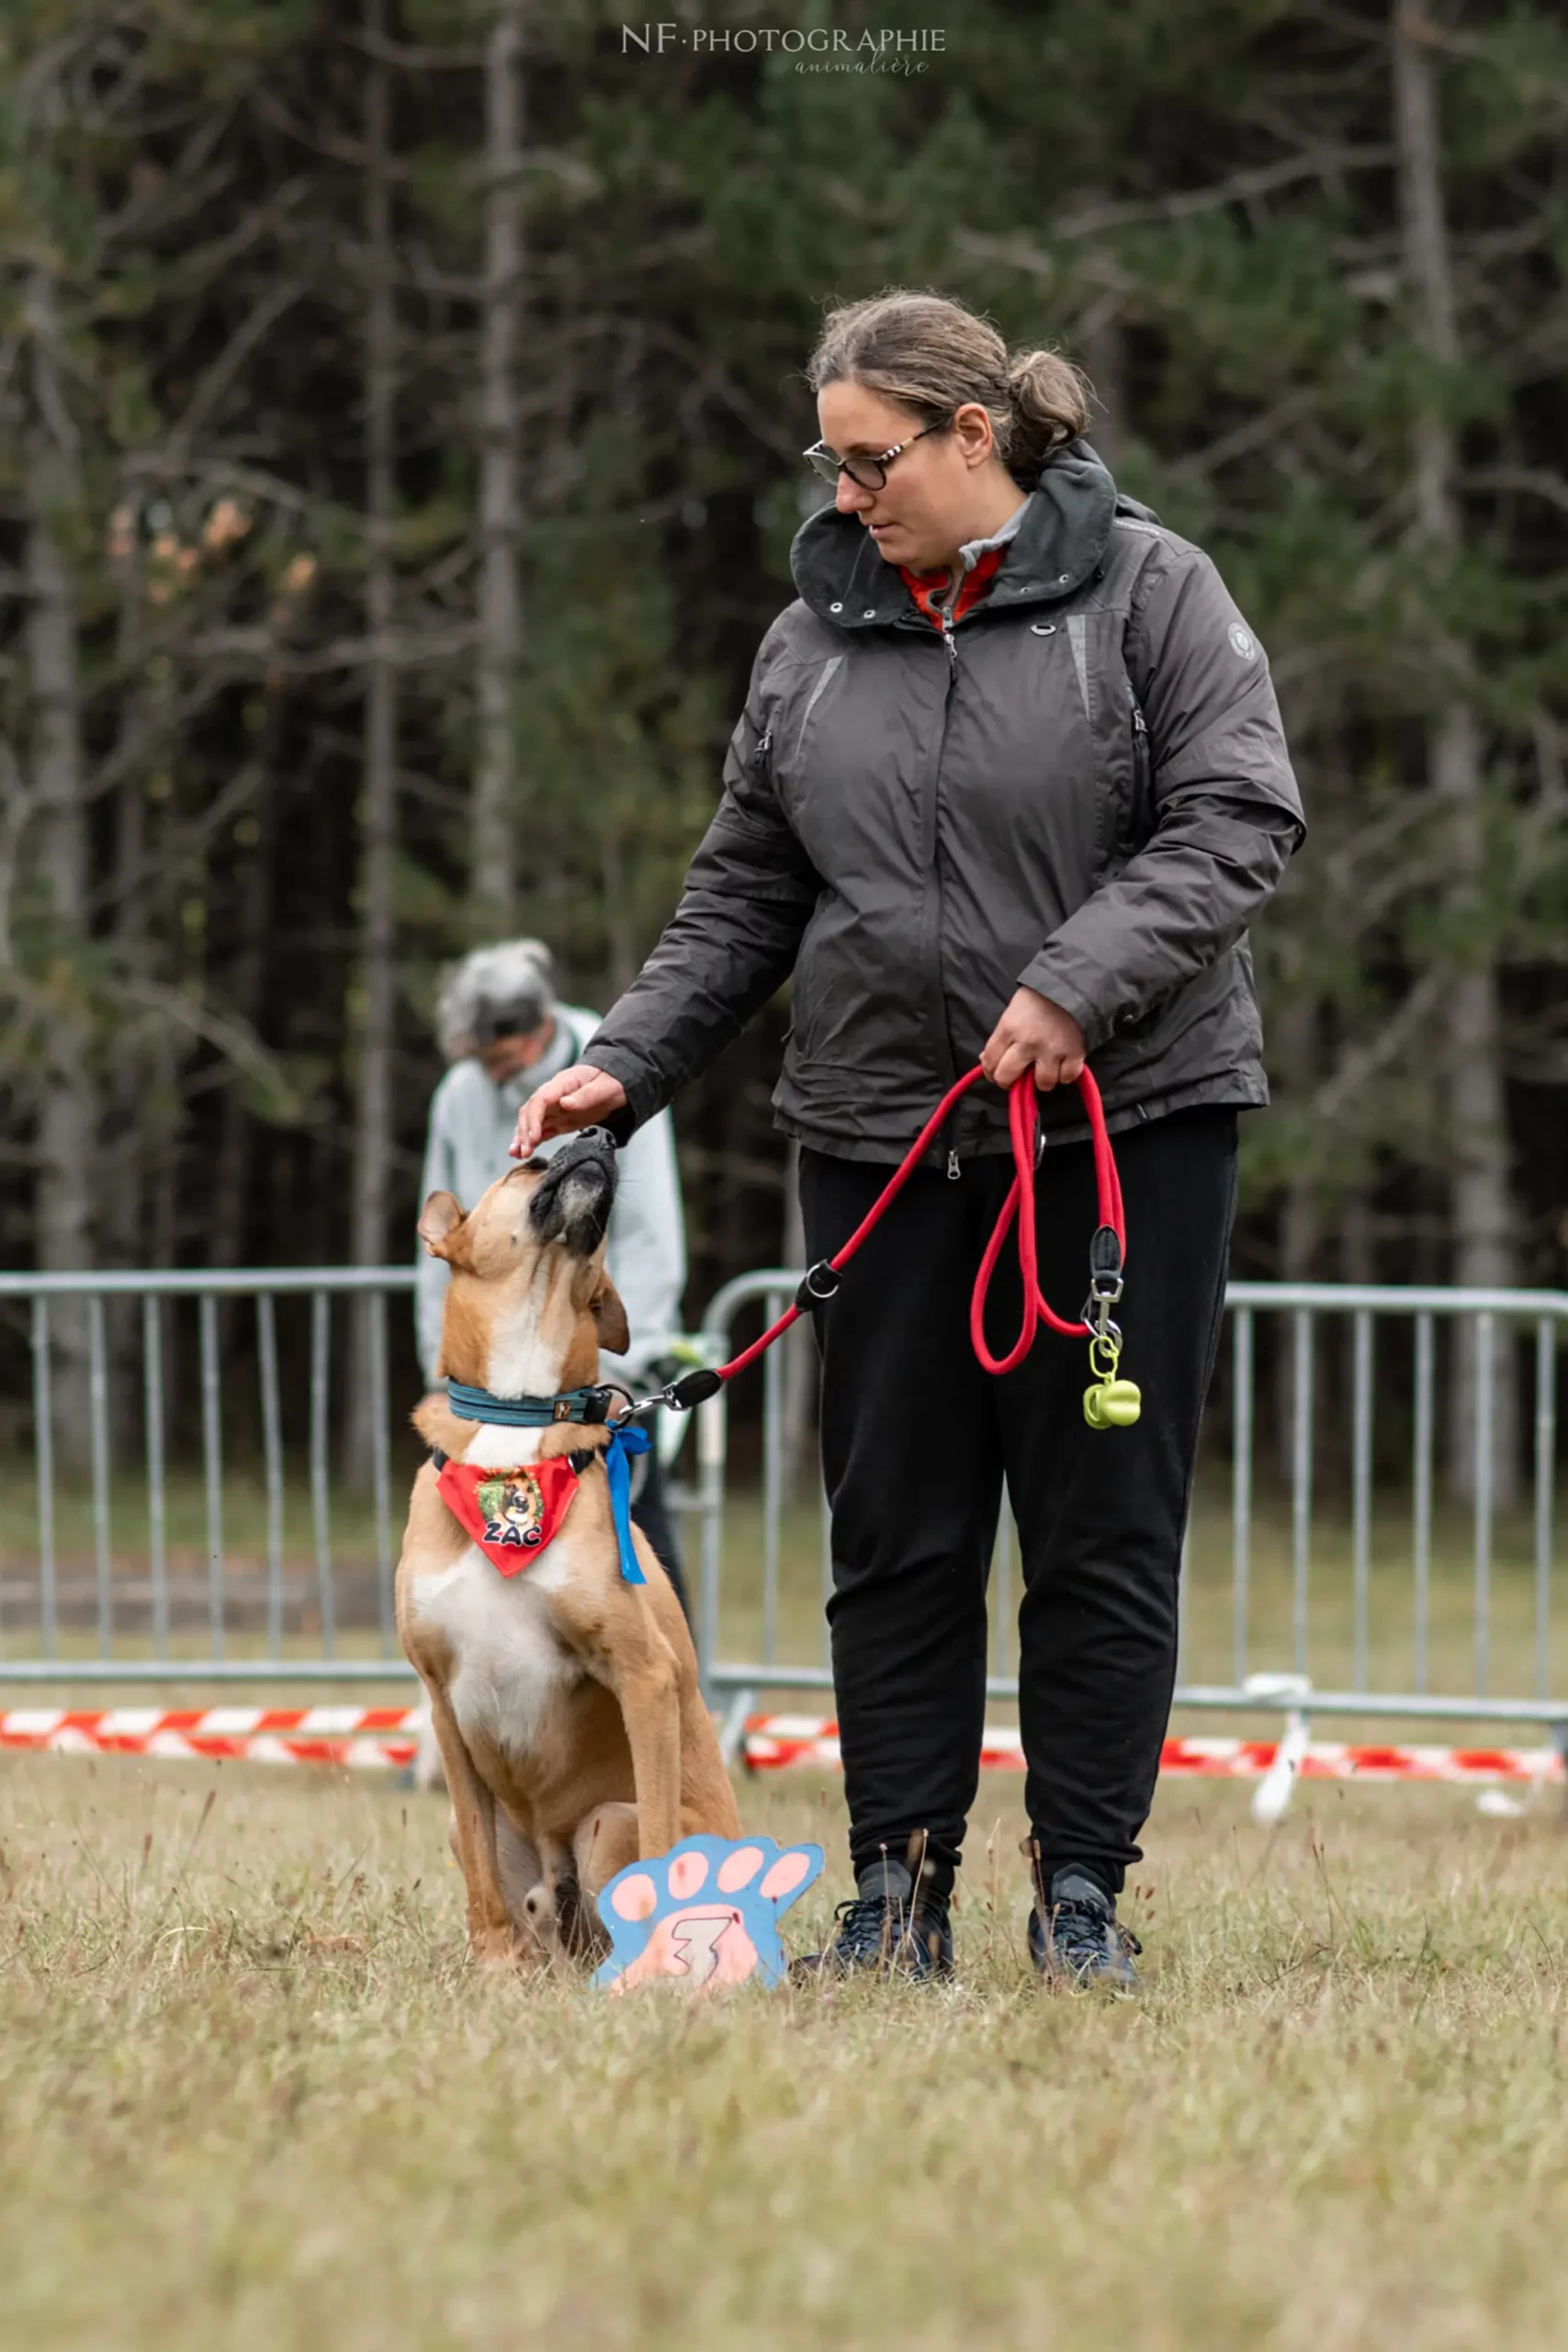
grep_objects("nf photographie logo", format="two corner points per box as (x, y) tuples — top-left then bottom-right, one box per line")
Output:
(621, 23), (947, 74)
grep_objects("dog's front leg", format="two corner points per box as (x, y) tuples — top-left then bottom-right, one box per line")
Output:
(426, 1685), (516, 1965)
(573, 1802), (641, 1899)
(548, 1584), (684, 1860)
(607, 1631), (683, 1860)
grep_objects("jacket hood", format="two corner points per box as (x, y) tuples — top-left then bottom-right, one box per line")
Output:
(788, 439), (1121, 630)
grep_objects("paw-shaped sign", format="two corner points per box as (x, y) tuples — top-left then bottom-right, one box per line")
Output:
(595, 1834), (824, 1993)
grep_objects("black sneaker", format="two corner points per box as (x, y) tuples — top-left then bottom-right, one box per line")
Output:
(793, 1859), (953, 1981)
(1027, 1868), (1141, 1991)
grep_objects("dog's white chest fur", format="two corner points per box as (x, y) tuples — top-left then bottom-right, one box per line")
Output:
(412, 1425), (581, 1758)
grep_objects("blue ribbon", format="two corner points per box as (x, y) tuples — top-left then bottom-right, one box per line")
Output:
(604, 1422), (650, 1585)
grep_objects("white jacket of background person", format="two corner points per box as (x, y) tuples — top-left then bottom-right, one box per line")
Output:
(415, 1001), (686, 1393)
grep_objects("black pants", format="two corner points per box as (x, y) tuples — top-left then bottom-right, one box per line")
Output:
(800, 1106), (1237, 1899)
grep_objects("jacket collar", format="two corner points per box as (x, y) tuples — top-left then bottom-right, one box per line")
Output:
(788, 440), (1120, 632)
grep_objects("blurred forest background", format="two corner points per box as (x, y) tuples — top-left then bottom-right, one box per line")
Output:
(2, 0), (1567, 1479)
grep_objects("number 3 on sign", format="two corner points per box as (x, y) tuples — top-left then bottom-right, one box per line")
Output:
(595, 1834), (824, 1993)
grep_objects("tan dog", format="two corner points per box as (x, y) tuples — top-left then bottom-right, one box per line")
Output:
(396, 1128), (739, 1966)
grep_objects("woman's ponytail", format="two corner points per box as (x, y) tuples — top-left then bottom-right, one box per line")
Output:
(1003, 348), (1091, 477)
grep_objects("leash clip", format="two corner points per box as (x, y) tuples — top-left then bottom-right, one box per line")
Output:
(795, 1259), (841, 1314)
(1082, 1288), (1122, 1337)
(615, 1392), (664, 1424)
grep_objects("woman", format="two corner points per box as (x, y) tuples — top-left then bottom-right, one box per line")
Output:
(513, 289), (1304, 1985)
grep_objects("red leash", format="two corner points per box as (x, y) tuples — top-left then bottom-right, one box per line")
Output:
(716, 1064), (1126, 1385)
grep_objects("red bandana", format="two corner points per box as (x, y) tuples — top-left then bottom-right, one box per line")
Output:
(437, 1455), (584, 1577)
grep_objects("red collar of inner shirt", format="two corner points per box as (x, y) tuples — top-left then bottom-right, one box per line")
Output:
(897, 544), (1007, 631)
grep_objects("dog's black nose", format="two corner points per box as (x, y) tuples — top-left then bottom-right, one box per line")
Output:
(541, 1125), (616, 1181)
(529, 1126), (618, 1253)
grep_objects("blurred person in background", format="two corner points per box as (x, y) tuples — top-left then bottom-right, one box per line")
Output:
(416, 938), (690, 1612)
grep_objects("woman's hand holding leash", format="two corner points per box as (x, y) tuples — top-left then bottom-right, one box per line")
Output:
(510, 1064), (628, 1157)
(982, 986), (1087, 1092)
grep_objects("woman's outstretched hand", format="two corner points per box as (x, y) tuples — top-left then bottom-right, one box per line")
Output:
(510, 1064), (629, 1157)
(982, 987), (1087, 1093)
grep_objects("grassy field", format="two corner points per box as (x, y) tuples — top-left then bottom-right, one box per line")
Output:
(4, 1752), (1568, 2350)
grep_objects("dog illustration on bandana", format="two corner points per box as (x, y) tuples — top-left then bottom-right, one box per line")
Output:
(475, 1470), (546, 1553)
(436, 1451), (588, 1577)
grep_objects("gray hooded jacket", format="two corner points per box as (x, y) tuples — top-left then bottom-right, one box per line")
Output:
(586, 445), (1305, 1162)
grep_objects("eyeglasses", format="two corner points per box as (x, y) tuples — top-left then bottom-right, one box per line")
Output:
(803, 419), (948, 492)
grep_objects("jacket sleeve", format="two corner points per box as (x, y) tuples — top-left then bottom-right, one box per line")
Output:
(414, 1084), (456, 1387)
(1018, 544), (1305, 1050)
(580, 625), (822, 1136)
(595, 1105), (687, 1387)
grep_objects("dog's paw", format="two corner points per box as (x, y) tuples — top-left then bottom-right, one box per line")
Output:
(594, 1834), (823, 1994)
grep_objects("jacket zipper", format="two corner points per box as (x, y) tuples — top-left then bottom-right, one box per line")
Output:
(917, 616), (962, 1131)
(941, 632), (959, 1197)
(1129, 697), (1150, 843)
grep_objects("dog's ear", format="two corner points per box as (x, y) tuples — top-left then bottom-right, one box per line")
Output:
(417, 1191), (466, 1260)
(591, 1274), (630, 1356)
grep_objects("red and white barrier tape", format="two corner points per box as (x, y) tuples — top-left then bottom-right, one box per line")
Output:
(742, 1715), (1566, 1786)
(0, 1705), (420, 1770)
(1, 1705), (1561, 1791)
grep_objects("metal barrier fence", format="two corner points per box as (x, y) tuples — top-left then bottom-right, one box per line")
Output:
(0, 1268), (414, 1683)
(691, 1273), (1568, 1736)
(1, 1266), (1565, 1738)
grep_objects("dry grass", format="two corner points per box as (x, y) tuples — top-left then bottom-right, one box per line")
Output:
(3, 1753), (1568, 2349)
